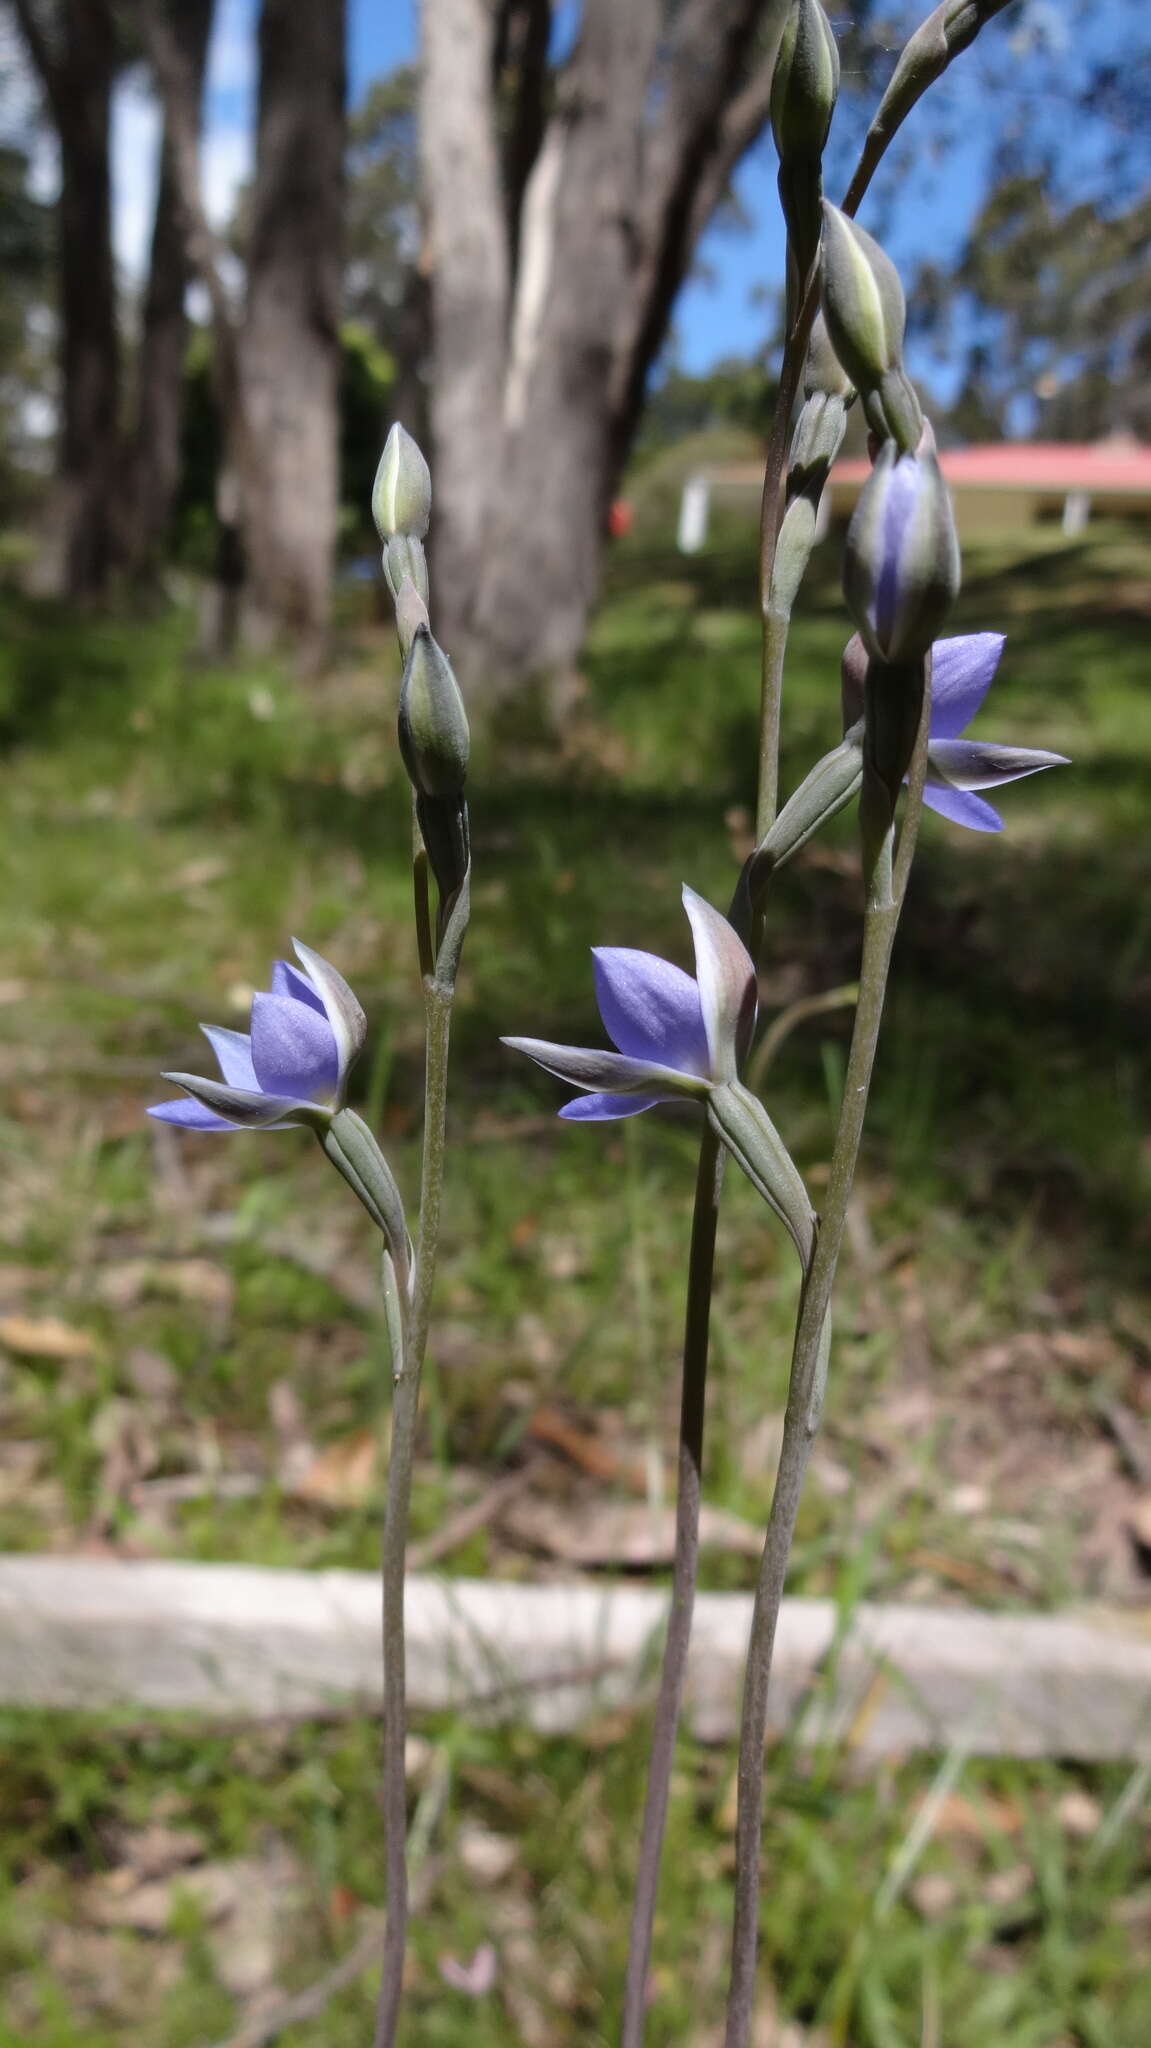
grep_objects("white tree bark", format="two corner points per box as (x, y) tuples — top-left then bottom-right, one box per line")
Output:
(420, 0), (793, 695)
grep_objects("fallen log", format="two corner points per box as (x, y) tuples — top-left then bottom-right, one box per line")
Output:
(1, 1556), (1149, 1758)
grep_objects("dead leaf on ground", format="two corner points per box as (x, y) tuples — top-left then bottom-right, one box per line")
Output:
(499, 1494), (761, 1566)
(0, 1313), (96, 1360)
(82, 1840), (302, 2000)
(84, 1861), (238, 1932)
(528, 1404), (652, 1492)
(123, 1347), (178, 1405)
(457, 1823), (518, 1885)
(0, 1263), (42, 1300)
(918, 1790), (1025, 1840)
(1126, 1495), (1151, 1572)
(109, 1822), (207, 1880)
(165, 856), (230, 891)
(985, 1863), (1034, 1910)
(95, 1258), (233, 1327)
(1057, 1789), (1102, 1837)
(910, 1872), (958, 1920)
(287, 1426), (381, 1508)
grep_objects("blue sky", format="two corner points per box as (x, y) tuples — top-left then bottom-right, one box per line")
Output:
(101, 0), (1137, 397)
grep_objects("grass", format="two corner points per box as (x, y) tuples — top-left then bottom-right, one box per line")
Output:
(0, 519), (1150, 2041)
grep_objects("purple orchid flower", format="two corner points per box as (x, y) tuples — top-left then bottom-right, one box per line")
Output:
(149, 941), (366, 1132)
(843, 631), (1069, 833)
(502, 888), (757, 1121)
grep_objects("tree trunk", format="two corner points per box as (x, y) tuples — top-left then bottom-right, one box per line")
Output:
(14, 0), (122, 601)
(421, 0), (792, 700)
(236, 0), (347, 653)
(121, 0), (213, 590)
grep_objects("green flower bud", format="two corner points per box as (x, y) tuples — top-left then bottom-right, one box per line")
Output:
(844, 441), (960, 664)
(804, 310), (855, 403)
(771, 0), (840, 162)
(372, 423), (432, 541)
(398, 626), (470, 800)
(868, 2), (1011, 158)
(820, 203), (906, 393)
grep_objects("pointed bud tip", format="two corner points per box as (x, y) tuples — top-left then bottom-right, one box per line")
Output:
(373, 424), (432, 542)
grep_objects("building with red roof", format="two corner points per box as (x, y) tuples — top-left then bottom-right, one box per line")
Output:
(675, 439), (1151, 552)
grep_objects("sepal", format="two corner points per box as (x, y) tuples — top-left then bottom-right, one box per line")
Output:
(707, 1081), (815, 1265)
(321, 1108), (408, 1255)
(746, 730), (864, 900)
(159, 1072), (321, 1130)
(682, 888), (757, 1082)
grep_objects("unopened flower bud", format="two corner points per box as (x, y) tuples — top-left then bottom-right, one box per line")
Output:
(373, 423), (432, 541)
(867, 2), (1011, 161)
(820, 204), (906, 393)
(771, 0), (840, 162)
(844, 441), (960, 663)
(398, 627), (470, 800)
(804, 310), (854, 403)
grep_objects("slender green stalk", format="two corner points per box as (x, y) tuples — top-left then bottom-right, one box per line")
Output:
(755, 275), (820, 842)
(621, 1124), (726, 2048)
(374, 971), (456, 2048)
(723, 685), (932, 2048)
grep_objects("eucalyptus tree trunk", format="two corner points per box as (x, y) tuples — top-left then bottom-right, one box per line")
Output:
(121, 0), (213, 589)
(421, 0), (792, 700)
(12, 0), (122, 601)
(138, 0), (346, 655)
(236, 0), (347, 651)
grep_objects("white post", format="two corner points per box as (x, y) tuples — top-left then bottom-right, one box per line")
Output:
(1062, 489), (1091, 536)
(677, 474), (710, 554)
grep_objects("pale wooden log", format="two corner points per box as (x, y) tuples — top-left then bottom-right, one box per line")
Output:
(1, 1557), (1149, 1759)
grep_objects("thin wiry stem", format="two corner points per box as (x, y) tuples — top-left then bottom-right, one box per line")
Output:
(621, 1123), (726, 2048)
(374, 970), (456, 2048)
(755, 272), (820, 842)
(723, 680), (932, 2048)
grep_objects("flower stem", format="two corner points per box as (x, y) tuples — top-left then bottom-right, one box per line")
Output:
(723, 683), (932, 2048)
(621, 1122), (726, 2048)
(755, 280), (820, 844)
(374, 970), (455, 2048)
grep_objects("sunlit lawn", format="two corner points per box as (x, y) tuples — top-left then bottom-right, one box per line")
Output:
(0, 521), (1149, 2043)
